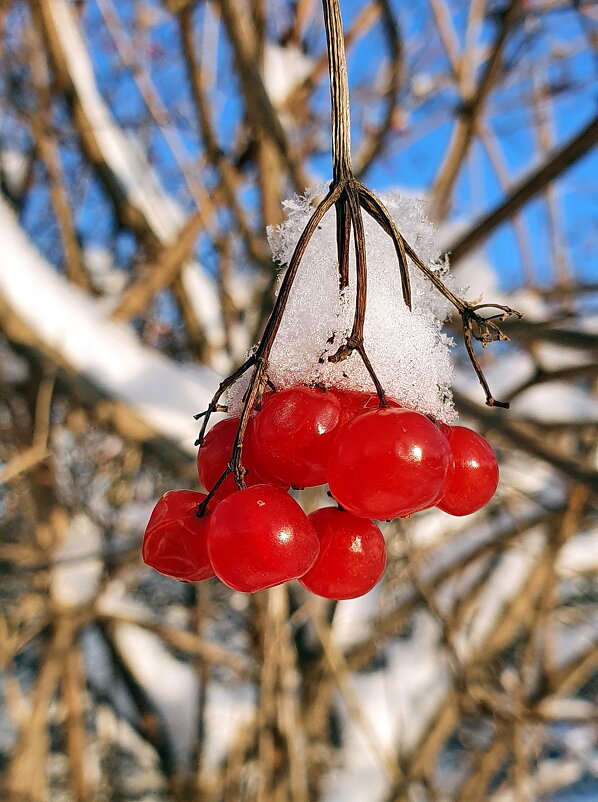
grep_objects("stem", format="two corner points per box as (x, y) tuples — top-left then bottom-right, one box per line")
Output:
(327, 183), (388, 405)
(335, 194), (351, 290)
(346, 189), (367, 345)
(358, 184), (412, 309)
(198, 185), (342, 513)
(255, 184), (343, 360)
(194, 0), (522, 517)
(322, 0), (352, 181)
(194, 356), (255, 446)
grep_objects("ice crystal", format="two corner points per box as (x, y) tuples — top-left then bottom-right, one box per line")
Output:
(230, 186), (457, 423)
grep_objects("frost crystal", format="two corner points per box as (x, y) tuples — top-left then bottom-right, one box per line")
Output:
(231, 186), (457, 424)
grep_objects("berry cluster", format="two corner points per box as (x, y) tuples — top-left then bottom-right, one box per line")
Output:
(143, 385), (499, 599)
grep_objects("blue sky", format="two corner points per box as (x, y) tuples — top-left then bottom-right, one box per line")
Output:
(12, 0), (596, 297)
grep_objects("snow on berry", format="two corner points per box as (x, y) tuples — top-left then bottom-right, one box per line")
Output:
(228, 186), (457, 424)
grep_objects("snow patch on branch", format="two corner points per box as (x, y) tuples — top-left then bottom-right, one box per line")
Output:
(0, 199), (214, 453)
(44, 0), (224, 356)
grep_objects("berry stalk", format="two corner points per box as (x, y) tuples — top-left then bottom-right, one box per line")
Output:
(194, 0), (522, 515)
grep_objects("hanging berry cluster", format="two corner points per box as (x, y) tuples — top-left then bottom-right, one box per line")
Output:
(143, 0), (520, 599)
(144, 387), (499, 598)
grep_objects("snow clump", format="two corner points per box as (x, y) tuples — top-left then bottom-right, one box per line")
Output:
(230, 185), (457, 424)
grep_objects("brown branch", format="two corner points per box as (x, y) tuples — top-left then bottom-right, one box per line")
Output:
(215, 0), (308, 191)
(61, 641), (91, 802)
(446, 113), (598, 263)
(498, 318), (598, 351)
(6, 619), (79, 802)
(313, 612), (403, 783)
(32, 0), (216, 358)
(97, 612), (252, 677)
(345, 502), (570, 672)
(354, 0), (404, 178)
(97, 0), (217, 216)
(504, 361), (598, 402)
(430, 0), (524, 221)
(427, 0), (536, 280)
(478, 123), (537, 284)
(454, 390), (598, 492)
(110, 210), (204, 323)
(27, 13), (89, 290)
(178, 5), (272, 271)
(97, 622), (176, 780)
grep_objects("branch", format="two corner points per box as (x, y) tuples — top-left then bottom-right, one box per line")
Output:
(0, 197), (214, 462)
(454, 390), (598, 492)
(215, 0), (308, 191)
(430, 0), (524, 221)
(33, 0), (224, 361)
(354, 0), (404, 178)
(446, 113), (598, 264)
(110, 210), (204, 323)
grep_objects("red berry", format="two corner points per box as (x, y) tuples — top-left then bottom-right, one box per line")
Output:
(197, 417), (266, 503)
(437, 426), (499, 516)
(207, 485), (320, 592)
(330, 389), (401, 425)
(252, 386), (341, 488)
(142, 490), (214, 582)
(332, 389), (379, 423)
(245, 416), (291, 490)
(299, 508), (386, 600)
(328, 407), (451, 520)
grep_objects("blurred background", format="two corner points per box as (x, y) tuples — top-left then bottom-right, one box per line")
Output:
(0, 0), (597, 800)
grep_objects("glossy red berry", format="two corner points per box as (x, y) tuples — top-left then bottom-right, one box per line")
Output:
(245, 416), (291, 490)
(299, 507), (386, 600)
(207, 485), (320, 592)
(197, 417), (265, 504)
(437, 426), (499, 516)
(331, 389), (379, 423)
(328, 407), (451, 520)
(252, 386), (341, 488)
(330, 389), (401, 426)
(142, 490), (214, 582)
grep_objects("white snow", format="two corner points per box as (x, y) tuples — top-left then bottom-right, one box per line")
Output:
(230, 186), (457, 423)
(201, 682), (256, 769)
(557, 532), (598, 576)
(46, 0), (182, 243)
(84, 246), (126, 296)
(181, 263), (231, 374)
(264, 43), (314, 107)
(0, 198), (215, 453)
(454, 348), (536, 400)
(332, 587), (384, 651)
(534, 342), (596, 371)
(383, 612), (450, 753)
(43, 0), (225, 357)
(488, 757), (589, 802)
(50, 512), (103, 607)
(0, 340), (29, 382)
(0, 149), (29, 197)
(510, 381), (598, 424)
(112, 623), (199, 769)
(457, 528), (547, 656)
